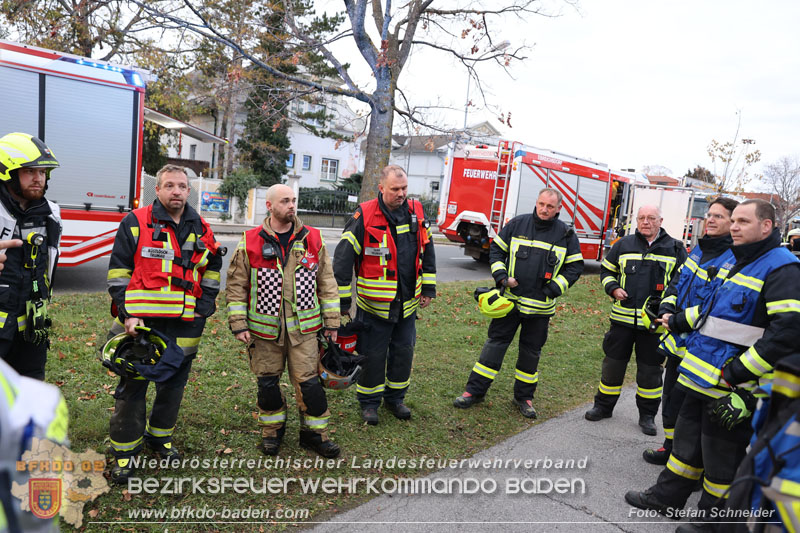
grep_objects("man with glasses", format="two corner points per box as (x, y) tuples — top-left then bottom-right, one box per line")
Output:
(585, 205), (687, 435)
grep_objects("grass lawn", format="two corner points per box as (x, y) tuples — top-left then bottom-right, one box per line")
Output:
(46, 275), (615, 531)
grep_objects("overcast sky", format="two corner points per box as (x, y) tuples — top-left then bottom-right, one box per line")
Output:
(337, 0), (800, 186)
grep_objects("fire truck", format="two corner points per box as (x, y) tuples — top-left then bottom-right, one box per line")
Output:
(0, 39), (149, 266)
(437, 140), (695, 261)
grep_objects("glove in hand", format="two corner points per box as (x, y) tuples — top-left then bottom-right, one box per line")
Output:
(708, 388), (757, 430)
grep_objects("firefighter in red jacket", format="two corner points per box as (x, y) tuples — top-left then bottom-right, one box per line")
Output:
(105, 164), (223, 484)
(226, 184), (341, 458)
(333, 165), (436, 425)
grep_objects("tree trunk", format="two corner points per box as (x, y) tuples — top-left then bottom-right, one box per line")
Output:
(359, 81), (394, 202)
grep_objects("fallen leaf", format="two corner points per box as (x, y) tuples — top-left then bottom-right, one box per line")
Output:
(122, 490), (132, 502)
(89, 509), (99, 518)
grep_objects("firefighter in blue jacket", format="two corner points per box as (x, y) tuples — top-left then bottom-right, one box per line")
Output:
(626, 199), (800, 530)
(333, 165), (436, 426)
(453, 188), (584, 418)
(643, 197), (739, 465)
(586, 204), (687, 435)
(724, 351), (800, 532)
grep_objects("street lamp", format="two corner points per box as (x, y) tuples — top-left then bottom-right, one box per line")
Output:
(463, 40), (511, 130)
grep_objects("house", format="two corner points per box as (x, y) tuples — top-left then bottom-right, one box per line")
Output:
(366, 120), (503, 199)
(164, 77), (366, 189)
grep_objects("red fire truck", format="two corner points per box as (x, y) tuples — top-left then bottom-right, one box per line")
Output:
(0, 39), (149, 266)
(437, 141), (694, 261)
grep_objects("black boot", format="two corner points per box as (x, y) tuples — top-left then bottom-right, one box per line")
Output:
(299, 431), (341, 459)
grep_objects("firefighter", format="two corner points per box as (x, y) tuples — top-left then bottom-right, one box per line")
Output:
(226, 184), (341, 458)
(625, 199), (800, 531)
(724, 351), (800, 532)
(333, 165), (436, 425)
(105, 164), (223, 484)
(0, 133), (62, 381)
(585, 204), (687, 435)
(453, 188), (584, 418)
(786, 227), (800, 256)
(0, 357), (68, 533)
(643, 197), (739, 465)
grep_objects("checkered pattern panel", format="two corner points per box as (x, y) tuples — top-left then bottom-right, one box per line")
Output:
(256, 268), (282, 315)
(295, 266), (318, 310)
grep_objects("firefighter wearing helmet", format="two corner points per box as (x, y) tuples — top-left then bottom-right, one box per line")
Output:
(0, 132), (62, 381)
(454, 188), (584, 418)
(225, 184), (341, 458)
(104, 164), (224, 484)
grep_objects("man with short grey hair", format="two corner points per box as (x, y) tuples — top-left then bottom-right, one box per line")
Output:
(585, 204), (687, 435)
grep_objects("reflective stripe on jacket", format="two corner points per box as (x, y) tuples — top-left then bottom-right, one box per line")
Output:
(226, 217), (340, 341)
(679, 246), (798, 390)
(600, 229), (686, 329)
(658, 239), (734, 359)
(354, 198), (430, 320)
(124, 205), (218, 321)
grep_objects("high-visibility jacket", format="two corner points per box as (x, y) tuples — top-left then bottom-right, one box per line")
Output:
(672, 230), (800, 400)
(725, 353), (800, 533)
(226, 216), (340, 342)
(0, 187), (61, 339)
(0, 359), (68, 533)
(677, 243), (798, 394)
(123, 204), (219, 321)
(601, 229), (687, 329)
(658, 235), (734, 359)
(343, 198), (432, 320)
(489, 211), (583, 316)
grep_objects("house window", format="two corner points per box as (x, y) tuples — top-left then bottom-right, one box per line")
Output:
(431, 181), (440, 192)
(302, 155), (312, 171)
(321, 158), (338, 182)
(189, 144), (197, 160)
(286, 153), (295, 168)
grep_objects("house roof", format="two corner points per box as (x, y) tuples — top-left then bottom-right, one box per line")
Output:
(646, 174), (681, 186)
(739, 191), (786, 203)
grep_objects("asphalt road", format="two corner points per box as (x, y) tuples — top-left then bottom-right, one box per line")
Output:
(53, 231), (599, 293)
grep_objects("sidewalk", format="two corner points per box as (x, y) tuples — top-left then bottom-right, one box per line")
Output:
(312, 388), (701, 532)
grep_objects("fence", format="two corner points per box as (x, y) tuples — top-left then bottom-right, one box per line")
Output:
(140, 175), (438, 229)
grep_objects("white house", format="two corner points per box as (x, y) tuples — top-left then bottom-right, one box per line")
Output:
(165, 78), (366, 188)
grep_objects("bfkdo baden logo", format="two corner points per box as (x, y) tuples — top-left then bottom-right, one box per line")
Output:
(29, 478), (62, 519)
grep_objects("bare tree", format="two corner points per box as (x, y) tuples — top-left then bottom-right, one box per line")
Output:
(125, 0), (557, 200)
(763, 156), (800, 233)
(641, 164), (673, 177)
(707, 110), (761, 193)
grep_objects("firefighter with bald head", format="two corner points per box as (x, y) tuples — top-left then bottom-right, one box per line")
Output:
(585, 204), (687, 435)
(226, 184), (341, 458)
(333, 165), (436, 425)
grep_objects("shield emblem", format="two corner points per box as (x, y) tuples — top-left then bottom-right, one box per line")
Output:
(29, 478), (62, 519)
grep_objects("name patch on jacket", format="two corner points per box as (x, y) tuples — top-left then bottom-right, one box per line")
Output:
(364, 247), (390, 257)
(141, 247), (175, 260)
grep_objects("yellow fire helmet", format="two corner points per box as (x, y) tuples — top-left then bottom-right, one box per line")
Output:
(0, 132), (59, 181)
(642, 296), (666, 334)
(474, 286), (515, 319)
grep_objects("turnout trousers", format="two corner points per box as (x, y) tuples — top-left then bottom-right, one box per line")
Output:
(249, 333), (330, 440)
(355, 308), (416, 409)
(108, 317), (204, 458)
(658, 353), (687, 451)
(0, 331), (48, 381)
(650, 387), (754, 521)
(465, 309), (550, 402)
(593, 323), (664, 417)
